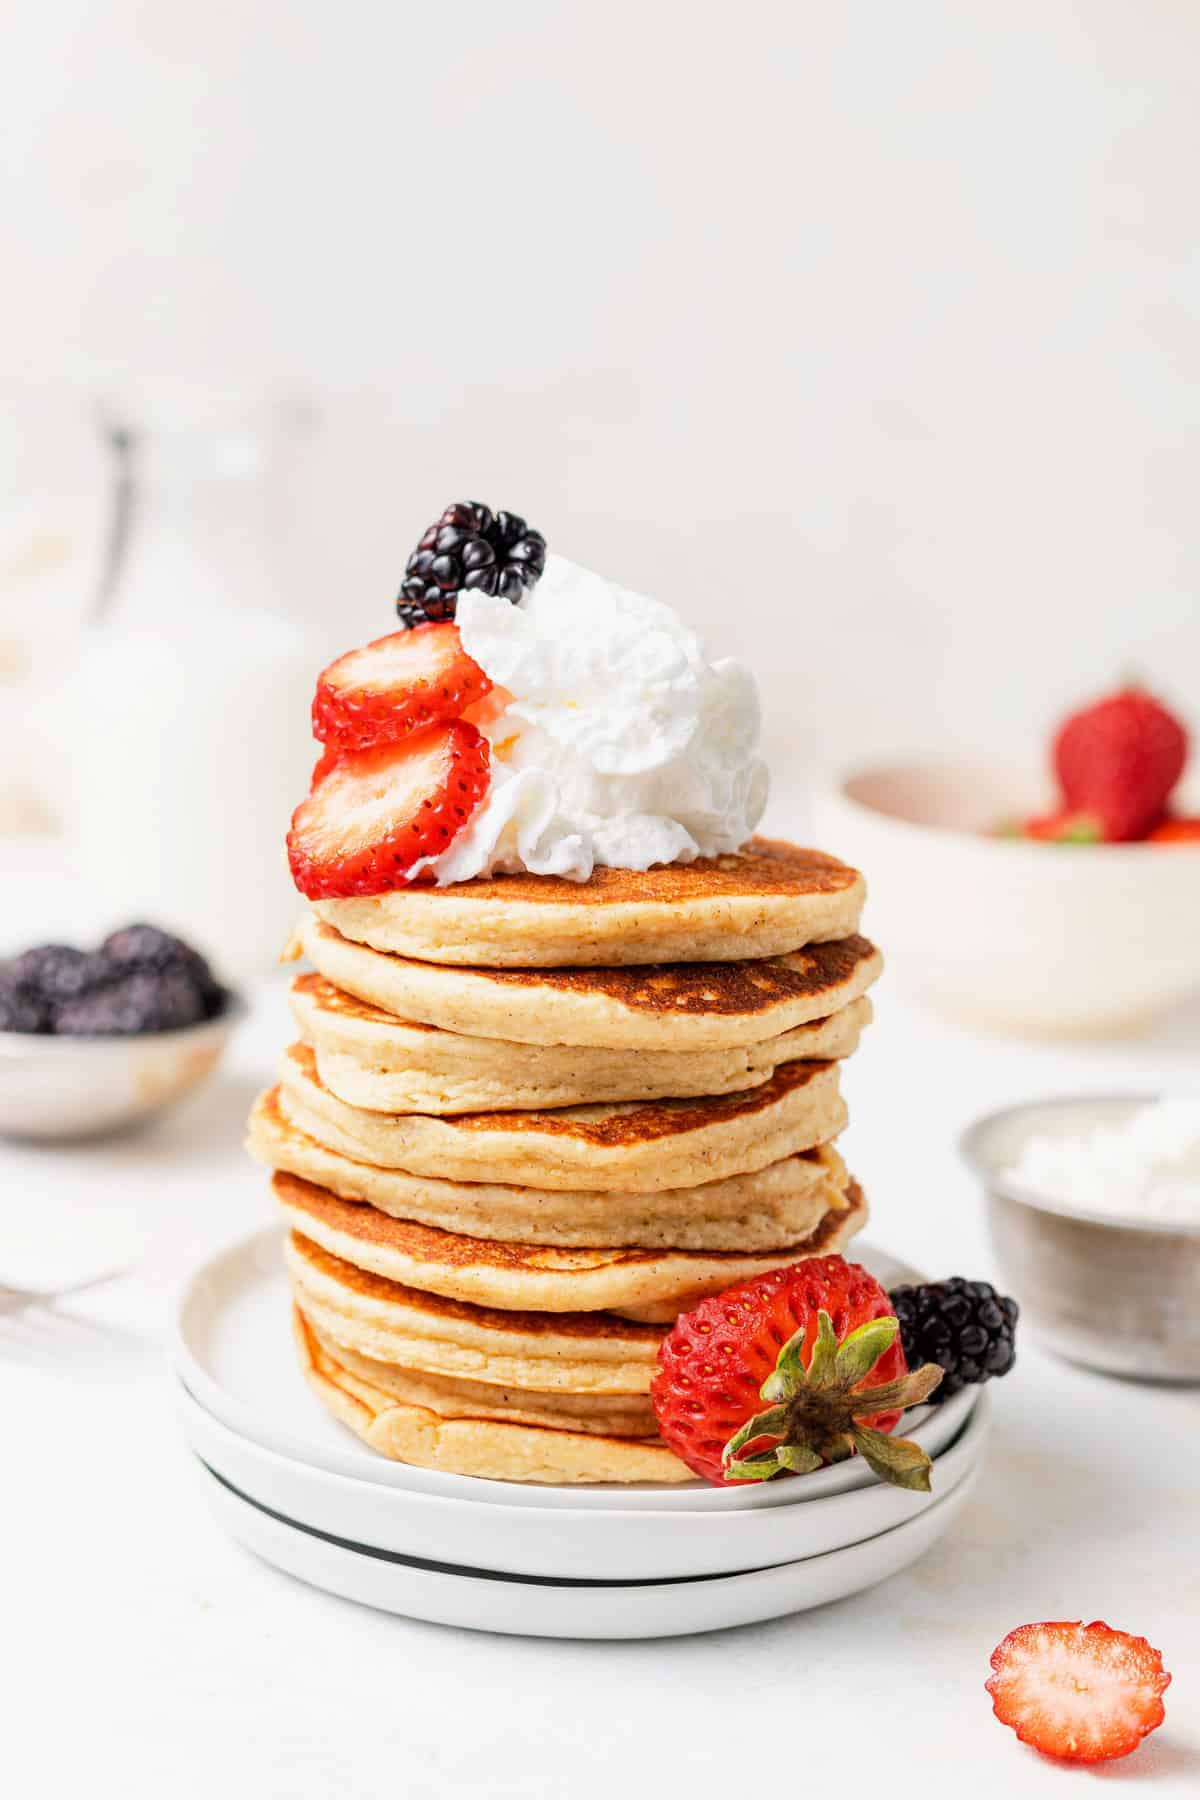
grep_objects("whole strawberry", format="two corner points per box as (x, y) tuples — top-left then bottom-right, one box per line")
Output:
(651, 1255), (943, 1489)
(1053, 686), (1187, 842)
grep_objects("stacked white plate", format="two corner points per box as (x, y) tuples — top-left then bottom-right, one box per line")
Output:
(170, 1230), (989, 1639)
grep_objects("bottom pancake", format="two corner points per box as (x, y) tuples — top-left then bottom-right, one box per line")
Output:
(301, 1313), (658, 1437)
(293, 1307), (691, 1485)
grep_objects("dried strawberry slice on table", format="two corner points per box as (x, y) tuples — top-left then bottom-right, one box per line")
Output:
(987, 1620), (1170, 1762)
(312, 623), (492, 754)
(287, 720), (489, 899)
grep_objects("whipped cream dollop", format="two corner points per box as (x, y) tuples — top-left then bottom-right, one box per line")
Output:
(416, 555), (768, 884)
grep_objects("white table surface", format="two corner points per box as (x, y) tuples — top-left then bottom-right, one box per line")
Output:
(3, 848), (1199, 1798)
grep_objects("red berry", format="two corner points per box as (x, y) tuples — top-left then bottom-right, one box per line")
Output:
(1021, 810), (1102, 843)
(287, 721), (489, 900)
(310, 745), (340, 787)
(312, 623), (491, 755)
(1147, 815), (1200, 844)
(1053, 687), (1188, 842)
(651, 1255), (942, 1488)
(987, 1620), (1170, 1763)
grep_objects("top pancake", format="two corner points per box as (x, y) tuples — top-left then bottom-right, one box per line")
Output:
(295, 912), (882, 1051)
(311, 837), (864, 967)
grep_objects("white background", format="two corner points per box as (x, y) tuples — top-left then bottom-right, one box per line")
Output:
(3, 10), (1200, 1793)
(4, 0), (1200, 777)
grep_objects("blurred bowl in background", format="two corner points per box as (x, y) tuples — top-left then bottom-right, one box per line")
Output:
(811, 760), (1200, 1036)
(961, 1094), (1200, 1381)
(0, 995), (246, 1141)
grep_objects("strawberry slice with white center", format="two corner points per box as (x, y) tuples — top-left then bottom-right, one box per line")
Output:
(312, 623), (492, 754)
(287, 720), (489, 899)
(987, 1620), (1170, 1762)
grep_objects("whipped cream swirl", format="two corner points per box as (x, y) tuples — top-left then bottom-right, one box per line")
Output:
(417, 555), (768, 885)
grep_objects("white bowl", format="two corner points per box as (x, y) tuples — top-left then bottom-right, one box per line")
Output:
(175, 1374), (988, 1582)
(0, 998), (246, 1140)
(962, 1093), (1200, 1380)
(811, 760), (1200, 1036)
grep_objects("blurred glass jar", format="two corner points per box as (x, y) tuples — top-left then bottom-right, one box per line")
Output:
(67, 391), (321, 976)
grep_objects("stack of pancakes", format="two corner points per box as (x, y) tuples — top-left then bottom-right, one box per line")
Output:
(247, 839), (882, 1484)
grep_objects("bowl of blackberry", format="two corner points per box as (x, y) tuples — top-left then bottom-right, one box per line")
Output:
(0, 924), (243, 1140)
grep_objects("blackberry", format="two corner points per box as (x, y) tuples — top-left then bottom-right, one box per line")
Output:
(397, 501), (546, 627)
(101, 924), (226, 1018)
(10, 943), (111, 1005)
(0, 971), (51, 1034)
(55, 968), (208, 1037)
(889, 1277), (1018, 1400)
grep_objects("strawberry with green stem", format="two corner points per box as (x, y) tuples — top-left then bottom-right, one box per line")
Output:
(652, 1256), (944, 1490)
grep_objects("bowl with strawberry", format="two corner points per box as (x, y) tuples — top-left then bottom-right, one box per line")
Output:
(812, 685), (1200, 1036)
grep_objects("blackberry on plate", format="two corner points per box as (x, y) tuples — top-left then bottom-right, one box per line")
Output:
(889, 1276), (1018, 1400)
(55, 968), (208, 1037)
(397, 501), (546, 628)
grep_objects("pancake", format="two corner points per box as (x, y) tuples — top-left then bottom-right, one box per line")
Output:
(271, 1043), (846, 1191)
(292, 913), (882, 1052)
(286, 1231), (664, 1393)
(300, 1315), (658, 1437)
(293, 1308), (690, 1484)
(290, 971), (872, 1112)
(249, 1086), (851, 1249)
(310, 836), (865, 967)
(272, 1169), (867, 1317)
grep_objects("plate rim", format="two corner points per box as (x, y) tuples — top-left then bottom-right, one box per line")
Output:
(175, 1370), (989, 1548)
(199, 1460), (982, 1636)
(170, 1223), (977, 1514)
(197, 1434), (984, 1586)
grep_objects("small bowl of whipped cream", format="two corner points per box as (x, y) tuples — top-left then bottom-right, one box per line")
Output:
(961, 1094), (1200, 1381)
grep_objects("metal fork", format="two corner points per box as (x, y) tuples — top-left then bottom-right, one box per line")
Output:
(0, 1268), (129, 1312)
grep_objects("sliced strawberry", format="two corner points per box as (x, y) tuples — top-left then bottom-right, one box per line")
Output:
(1147, 815), (1200, 844)
(287, 721), (489, 899)
(310, 745), (340, 787)
(461, 684), (513, 733)
(987, 1621), (1170, 1762)
(312, 623), (491, 754)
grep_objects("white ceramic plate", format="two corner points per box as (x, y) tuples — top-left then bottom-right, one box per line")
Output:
(170, 1226), (976, 1513)
(176, 1376), (988, 1581)
(197, 1459), (980, 1639)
